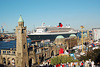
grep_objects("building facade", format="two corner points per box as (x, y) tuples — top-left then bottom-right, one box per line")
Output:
(92, 28), (100, 40)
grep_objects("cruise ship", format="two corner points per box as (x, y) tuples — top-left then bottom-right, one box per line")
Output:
(28, 23), (77, 41)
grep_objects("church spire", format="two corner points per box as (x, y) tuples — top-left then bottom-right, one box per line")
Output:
(18, 15), (24, 27)
(18, 15), (24, 22)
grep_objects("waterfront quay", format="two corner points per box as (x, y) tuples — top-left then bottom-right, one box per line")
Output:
(0, 16), (100, 67)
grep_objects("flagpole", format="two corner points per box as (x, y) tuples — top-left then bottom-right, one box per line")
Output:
(80, 25), (84, 53)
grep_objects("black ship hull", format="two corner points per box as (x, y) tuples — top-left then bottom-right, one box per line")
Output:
(28, 33), (77, 41)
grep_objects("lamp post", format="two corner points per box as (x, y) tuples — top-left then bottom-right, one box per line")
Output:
(80, 25), (84, 53)
(43, 40), (45, 62)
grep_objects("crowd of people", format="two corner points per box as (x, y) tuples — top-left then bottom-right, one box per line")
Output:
(37, 60), (100, 67)
(38, 60), (99, 67)
(53, 60), (95, 67)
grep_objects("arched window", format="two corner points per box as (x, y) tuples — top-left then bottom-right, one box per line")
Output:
(3, 58), (6, 64)
(12, 58), (15, 66)
(22, 29), (24, 33)
(23, 45), (25, 49)
(29, 58), (32, 67)
(7, 58), (10, 65)
(51, 51), (54, 56)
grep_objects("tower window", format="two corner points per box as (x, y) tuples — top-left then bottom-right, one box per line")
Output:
(22, 29), (24, 33)
(25, 63), (27, 67)
(24, 45), (25, 49)
(19, 24), (22, 26)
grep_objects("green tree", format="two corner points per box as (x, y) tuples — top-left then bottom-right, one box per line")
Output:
(51, 57), (58, 65)
(66, 56), (73, 63)
(50, 55), (77, 65)
(61, 55), (67, 63)
(57, 56), (61, 64)
(79, 49), (100, 63)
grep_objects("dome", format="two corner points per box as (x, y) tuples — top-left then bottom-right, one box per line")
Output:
(83, 33), (87, 37)
(18, 15), (24, 22)
(70, 34), (76, 37)
(56, 35), (64, 39)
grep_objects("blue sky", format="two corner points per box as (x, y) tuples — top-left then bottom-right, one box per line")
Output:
(0, 0), (100, 32)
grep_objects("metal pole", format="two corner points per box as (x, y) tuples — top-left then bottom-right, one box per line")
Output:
(38, 59), (40, 67)
(80, 25), (84, 53)
(43, 40), (45, 62)
(81, 28), (84, 53)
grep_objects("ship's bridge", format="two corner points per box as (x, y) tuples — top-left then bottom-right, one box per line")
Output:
(36, 28), (47, 33)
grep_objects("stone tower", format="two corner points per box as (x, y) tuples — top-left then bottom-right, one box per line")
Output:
(16, 15), (29, 67)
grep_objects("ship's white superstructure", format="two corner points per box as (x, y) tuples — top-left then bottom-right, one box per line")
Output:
(28, 23), (77, 40)
(29, 26), (77, 35)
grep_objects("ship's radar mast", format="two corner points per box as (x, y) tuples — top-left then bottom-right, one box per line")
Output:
(42, 23), (45, 27)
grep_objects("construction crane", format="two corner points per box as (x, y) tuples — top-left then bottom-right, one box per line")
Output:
(0, 23), (8, 33)
(0, 26), (4, 33)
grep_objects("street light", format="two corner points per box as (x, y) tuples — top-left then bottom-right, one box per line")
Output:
(43, 40), (45, 62)
(80, 25), (84, 53)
